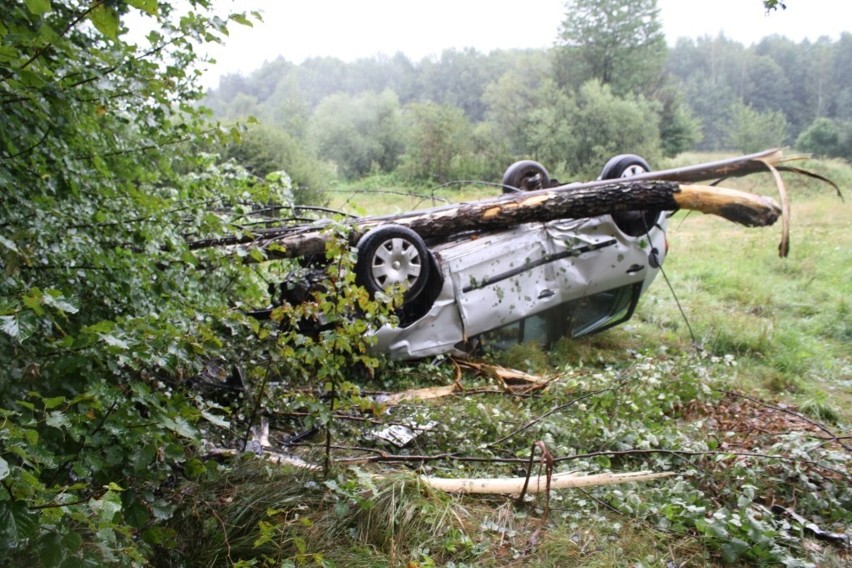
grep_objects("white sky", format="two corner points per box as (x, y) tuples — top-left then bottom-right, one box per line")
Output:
(201, 0), (850, 88)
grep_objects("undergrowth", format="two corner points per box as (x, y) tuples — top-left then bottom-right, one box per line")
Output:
(127, 169), (852, 567)
(151, 180), (851, 567)
(152, 352), (850, 567)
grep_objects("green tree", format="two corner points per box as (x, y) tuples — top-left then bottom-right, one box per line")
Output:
(416, 48), (493, 121)
(524, 80), (579, 175)
(482, 68), (550, 156)
(667, 37), (751, 150)
(554, 0), (667, 96)
(222, 124), (329, 204)
(0, 1), (282, 564)
(564, 80), (662, 178)
(727, 101), (789, 153)
(309, 90), (405, 178)
(657, 86), (703, 157)
(795, 117), (852, 159)
(401, 101), (474, 181)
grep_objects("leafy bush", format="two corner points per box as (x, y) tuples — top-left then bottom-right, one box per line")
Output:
(0, 2), (293, 564)
(221, 124), (332, 205)
(727, 102), (789, 154)
(795, 117), (852, 161)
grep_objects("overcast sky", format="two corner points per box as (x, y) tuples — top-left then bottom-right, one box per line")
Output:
(200, 0), (850, 88)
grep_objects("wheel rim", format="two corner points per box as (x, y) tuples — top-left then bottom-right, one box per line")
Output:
(620, 164), (648, 177)
(371, 237), (422, 290)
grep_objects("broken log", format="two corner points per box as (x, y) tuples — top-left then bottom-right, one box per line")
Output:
(420, 470), (675, 494)
(209, 181), (780, 261)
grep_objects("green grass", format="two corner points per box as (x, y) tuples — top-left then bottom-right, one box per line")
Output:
(633, 191), (852, 419)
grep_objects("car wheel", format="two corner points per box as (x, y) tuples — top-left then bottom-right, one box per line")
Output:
(355, 225), (430, 300)
(599, 154), (651, 179)
(502, 160), (550, 193)
(599, 154), (661, 237)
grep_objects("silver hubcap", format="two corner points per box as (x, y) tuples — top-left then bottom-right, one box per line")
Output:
(371, 238), (422, 290)
(621, 164), (648, 177)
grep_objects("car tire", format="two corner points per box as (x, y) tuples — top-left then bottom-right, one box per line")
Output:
(502, 160), (550, 194)
(599, 154), (652, 179)
(355, 225), (430, 301)
(599, 154), (661, 237)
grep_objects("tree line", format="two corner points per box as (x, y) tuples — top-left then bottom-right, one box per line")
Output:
(205, 6), (852, 195)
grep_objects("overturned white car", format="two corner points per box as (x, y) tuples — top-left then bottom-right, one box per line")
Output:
(255, 155), (668, 360)
(372, 208), (666, 359)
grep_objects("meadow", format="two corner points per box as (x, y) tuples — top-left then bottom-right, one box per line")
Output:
(158, 155), (850, 567)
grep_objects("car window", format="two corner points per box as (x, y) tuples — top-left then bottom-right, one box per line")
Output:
(476, 284), (639, 350)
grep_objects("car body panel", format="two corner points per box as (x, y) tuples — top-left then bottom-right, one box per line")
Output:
(373, 213), (667, 360)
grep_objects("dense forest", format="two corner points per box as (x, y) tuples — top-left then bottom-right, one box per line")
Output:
(205, 22), (852, 194)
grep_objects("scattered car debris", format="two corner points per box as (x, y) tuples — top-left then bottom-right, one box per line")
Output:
(370, 421), (437, 447)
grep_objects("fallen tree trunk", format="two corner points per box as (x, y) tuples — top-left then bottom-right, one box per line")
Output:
(188, 149), (819, 259)
(203, 181), (780, 261)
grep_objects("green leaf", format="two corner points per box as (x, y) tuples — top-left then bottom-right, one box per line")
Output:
(230, 13), (253, 27)
(42, 396), (65, 410)
(0, 316), (18, 339)
(22, 288), (44, 315)
(200, 410), (230, 428)
(25, 0), (51, 16)
(248, 247), (266, 262)
(60, 556), (88, 568)
(62, 530), (83, 553)
(162, 416), (197, 439)
(1, 313), (36, 343)
(16, 68), (47, 88)
(38, 533), (64, 567)
(89, 5), (119, 39)
(0, 235), (18, 253)
(45, 411), (70, 429)
(99, 333), (129, 349)
(127, 0), (158, 16)
(43, 291), (79, 314)
(0, 457), (9, 481)
(0, 501), (38, 540)
(91, 490), (122, 522)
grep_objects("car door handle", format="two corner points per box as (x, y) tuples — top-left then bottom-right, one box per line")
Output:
(538, 289), (555, 299)
(626, 264), (644, 274)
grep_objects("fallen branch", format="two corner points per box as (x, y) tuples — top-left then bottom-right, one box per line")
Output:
(326, 446), (851, 479)
(381, 362), (551, 405)
(381, 383), (462, 405)
(205, 447), (320, 471)
(457, 361), (552, 392)
(259, 182), (780, 261)
(420, 469), (675, 494)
